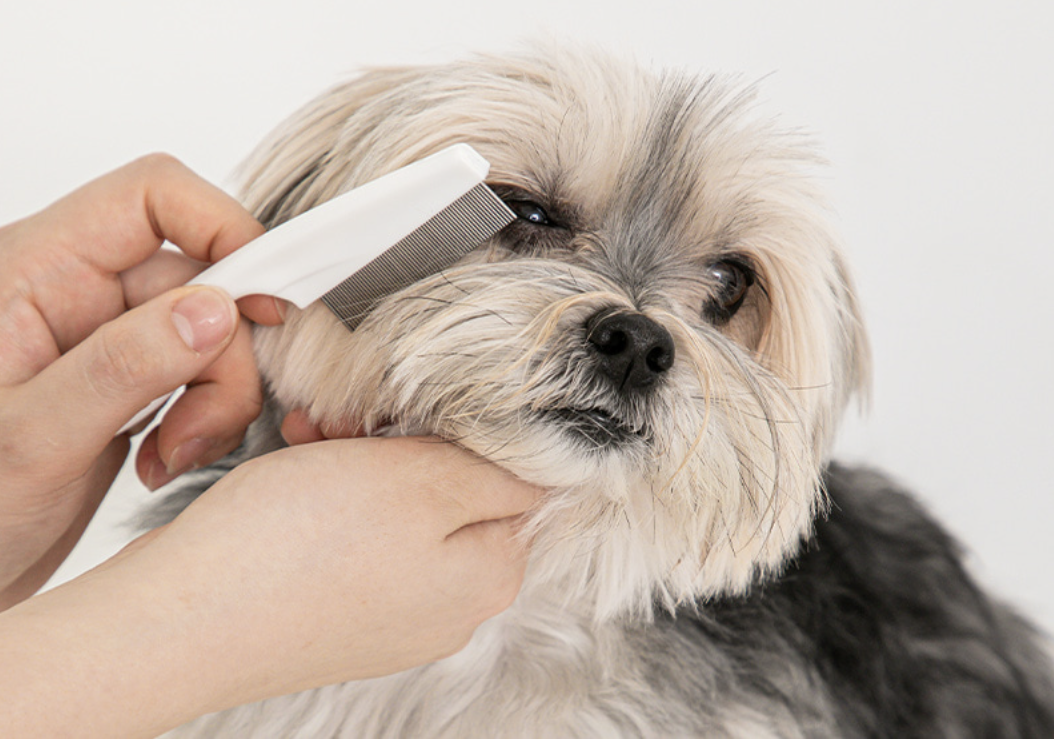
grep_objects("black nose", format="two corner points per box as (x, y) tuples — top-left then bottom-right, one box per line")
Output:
(586, 310), (675, 393)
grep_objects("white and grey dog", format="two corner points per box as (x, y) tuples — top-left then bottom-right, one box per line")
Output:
(152, 48), (1054, 737)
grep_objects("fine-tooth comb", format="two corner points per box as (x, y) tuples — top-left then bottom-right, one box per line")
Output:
(320, 177), (514, 330)
(118, 144), (515, 435)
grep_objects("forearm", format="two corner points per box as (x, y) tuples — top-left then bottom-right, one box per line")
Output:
(0, 552), (241, 738)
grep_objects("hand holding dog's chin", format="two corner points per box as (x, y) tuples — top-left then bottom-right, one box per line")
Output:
(154, 437), (543, 697)
(0, 155), (282, 608)
(0, 436), (542, 737)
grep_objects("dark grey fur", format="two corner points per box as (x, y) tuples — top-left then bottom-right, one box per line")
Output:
(697, 464), (1054, 736)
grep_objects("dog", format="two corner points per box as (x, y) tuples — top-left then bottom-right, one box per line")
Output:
(150, 47), (1054, 737)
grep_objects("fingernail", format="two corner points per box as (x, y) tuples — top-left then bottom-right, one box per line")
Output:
(167, 437), (214, 476)
(144, 458), (171, 491)
(171, 288), (235, 353)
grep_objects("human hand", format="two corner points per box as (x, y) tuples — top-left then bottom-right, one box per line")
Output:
(0, 436), (543, 737)
(0, 155), (281, 608)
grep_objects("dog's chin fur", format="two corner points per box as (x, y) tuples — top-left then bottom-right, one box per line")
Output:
(153, 47), (1054, 737)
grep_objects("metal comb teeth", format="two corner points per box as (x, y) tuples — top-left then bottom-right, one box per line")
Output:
(320, 182), (515, 330)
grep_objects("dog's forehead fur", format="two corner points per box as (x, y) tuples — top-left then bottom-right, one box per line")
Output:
(245, 48), (867, 395)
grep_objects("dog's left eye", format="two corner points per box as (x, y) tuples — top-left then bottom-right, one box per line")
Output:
(703, 259), (755, 323)
(506, 199), (553, 226)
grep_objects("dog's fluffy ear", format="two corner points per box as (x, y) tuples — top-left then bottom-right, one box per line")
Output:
(237, 67), (424, 227)
(758, 239), (870, 443)
(831, 249), (871, 414)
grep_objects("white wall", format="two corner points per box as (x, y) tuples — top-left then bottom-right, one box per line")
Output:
(3, 1), (1051, 633)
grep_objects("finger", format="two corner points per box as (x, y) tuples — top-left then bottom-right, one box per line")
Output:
(135, 427), (167, 491)
(237, 295), (287, 327)
(153, 316), (261, 476)
(444, 515), (532, 624)
(12, 285), (239, 464)
(121, 253), (287, 328)
(24, 153), (264, 274)
(377, 438), (546, 530)
(0, 285), (61, 386)
(435, 449), (545, 530)
(449, 513), (532, 563)
(138, 155), (266, 264)
(8, 155), (265, 358)
(120, 249), (208, 307)
(280, 409), (329, 446)
(281, 408), (367, 446)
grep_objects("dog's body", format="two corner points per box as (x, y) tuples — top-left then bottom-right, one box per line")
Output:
(152, 48), (1054, 737)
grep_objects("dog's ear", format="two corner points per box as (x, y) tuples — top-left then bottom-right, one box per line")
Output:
(753, 237), (871, 449)
(831, 249), (871, 413)
(237, 67), (424, 228)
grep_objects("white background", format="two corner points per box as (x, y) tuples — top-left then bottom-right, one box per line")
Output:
(2, 1), (1051, 634)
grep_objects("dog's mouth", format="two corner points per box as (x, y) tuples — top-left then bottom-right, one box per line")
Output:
(350, 408), (644, 448)
(547, 407), (644, 447)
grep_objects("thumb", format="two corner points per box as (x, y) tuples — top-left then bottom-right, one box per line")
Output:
(18, 286), (238, 456)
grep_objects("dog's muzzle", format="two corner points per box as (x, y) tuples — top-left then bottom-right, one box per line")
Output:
(586, 309), (675, 395)
(542, 309), (673, 449)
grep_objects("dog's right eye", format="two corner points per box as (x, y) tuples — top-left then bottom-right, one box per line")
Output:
(505, 199), (553, 227)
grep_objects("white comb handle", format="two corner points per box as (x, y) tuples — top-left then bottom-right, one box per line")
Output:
(186, 143), (491, 306)
(117, 144), (494, 436)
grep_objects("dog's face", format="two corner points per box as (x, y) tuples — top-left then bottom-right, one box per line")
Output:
(242, 49), (869, 619)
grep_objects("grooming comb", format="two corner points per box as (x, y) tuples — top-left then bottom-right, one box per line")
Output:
(118, 144), (515, 435)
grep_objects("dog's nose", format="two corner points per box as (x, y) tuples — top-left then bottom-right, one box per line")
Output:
(587, 310), (675, 392)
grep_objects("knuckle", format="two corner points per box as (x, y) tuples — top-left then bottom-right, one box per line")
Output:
(133, 151), (186, 174)
(86, 324), (165, 398)
(223, 358), (264, 424)
(223, 390), (262, 432)
(0, 407), (32, 472)
(0, 396), (50, 475)
(487, 570), (524, 617)
(0, 217), (21, 247)
(442, 629), (478, 661)
(470, 551), (525, 622)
